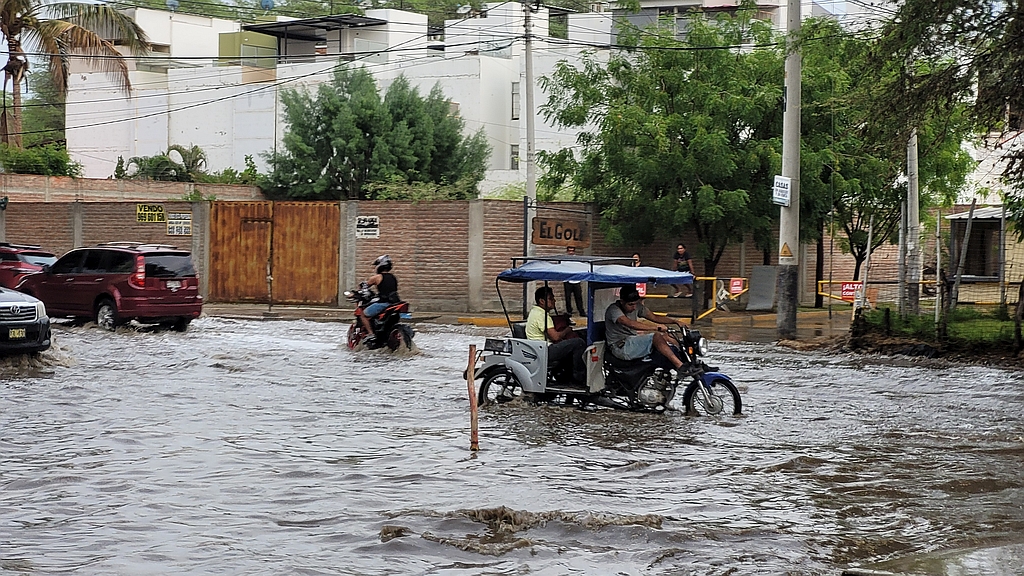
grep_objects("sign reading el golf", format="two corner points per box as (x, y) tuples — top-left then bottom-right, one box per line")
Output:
(772, 175), (791, 207)
(532, 217), (590, 248)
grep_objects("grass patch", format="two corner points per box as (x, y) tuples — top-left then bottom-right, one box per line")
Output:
(863, 305), (1016, 347)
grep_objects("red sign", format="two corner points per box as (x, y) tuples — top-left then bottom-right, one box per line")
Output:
(729, 278), (744, 294)
(841, 281), (862, 302)
(636, 282), (647, 297)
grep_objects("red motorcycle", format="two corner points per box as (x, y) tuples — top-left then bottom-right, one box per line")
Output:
(344, 283), (415, 351)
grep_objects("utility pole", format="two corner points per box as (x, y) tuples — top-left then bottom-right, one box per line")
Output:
(777, 0), (801, 339)
(906, 128), (921, 315)
(523, 1), (537, 257)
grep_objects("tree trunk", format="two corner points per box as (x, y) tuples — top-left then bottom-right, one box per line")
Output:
(2, 39), (27, 148)
(853, 255), (864, 282)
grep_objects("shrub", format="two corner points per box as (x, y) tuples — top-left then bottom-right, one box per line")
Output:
(0, 144), (82, 177)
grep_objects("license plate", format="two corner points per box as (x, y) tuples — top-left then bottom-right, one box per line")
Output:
(9, 328), (25, 339)
(166, 280), (182, 290)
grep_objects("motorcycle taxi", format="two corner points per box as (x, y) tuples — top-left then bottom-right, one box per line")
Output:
(470, 256), (742, 415)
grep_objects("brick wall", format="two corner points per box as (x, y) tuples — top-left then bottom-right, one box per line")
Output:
(1, 173), (262, 202)
(4, 197), (900, 312)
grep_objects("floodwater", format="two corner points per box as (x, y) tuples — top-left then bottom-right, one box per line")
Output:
(2, 318), (1023, 575)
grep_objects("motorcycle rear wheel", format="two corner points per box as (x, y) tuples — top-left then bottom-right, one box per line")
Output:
(478, 370), (523, 407)
(682, 378), (742, 416)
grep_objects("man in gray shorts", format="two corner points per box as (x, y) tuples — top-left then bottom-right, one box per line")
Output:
(605, 285), (688, 372)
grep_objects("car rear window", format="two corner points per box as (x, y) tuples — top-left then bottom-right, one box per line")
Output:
(145, 253), (197, 278)
(18, 252), (57, 266)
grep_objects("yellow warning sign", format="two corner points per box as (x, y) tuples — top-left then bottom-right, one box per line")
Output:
(780, 243), (793, 258)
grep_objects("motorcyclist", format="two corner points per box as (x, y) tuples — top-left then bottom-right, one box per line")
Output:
(526, 286), (586, 384)
(605, 284), (688, 374)
(357, 255), (400, 336)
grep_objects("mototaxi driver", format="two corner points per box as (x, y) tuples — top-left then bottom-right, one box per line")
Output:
(357, 255), (400, 335)
(526, 286), (586, 384)
(605, 284), (687, 373)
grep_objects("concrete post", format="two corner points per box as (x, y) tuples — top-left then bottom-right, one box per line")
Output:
(192, 201), (211, 300)
(777, 0), (802, 339)
(468, 199), (484, 313)
(0, 209), (6, 243)
(906, 129), (921, 315)
(71, 202), (84, 247)
(339, 200), (358, 305)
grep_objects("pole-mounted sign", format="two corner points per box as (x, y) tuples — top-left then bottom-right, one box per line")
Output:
(772, 175), (791, 207)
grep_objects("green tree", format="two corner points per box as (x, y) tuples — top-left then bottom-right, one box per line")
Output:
(264, 67), (489, 200)
(1, 0), (148, 147)
(803, 18), (974, 279)
(538, 12), (783, 275)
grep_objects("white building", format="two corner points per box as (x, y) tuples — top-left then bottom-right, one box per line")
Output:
(66, 4), (611, 194)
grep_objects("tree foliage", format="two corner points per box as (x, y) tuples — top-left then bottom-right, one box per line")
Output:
(538, 13), (783, 275)
(0, 0), (148, 147)
(0, 143), (81, 176)
(868, 0), (1024, 232)
(263, 67), (489, 200)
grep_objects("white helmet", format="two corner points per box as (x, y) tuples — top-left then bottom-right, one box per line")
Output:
(373, 254), (393, 272)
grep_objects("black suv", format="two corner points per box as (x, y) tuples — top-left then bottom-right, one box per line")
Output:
(0, 287), (50, 354)
(17, 242), (203, 331)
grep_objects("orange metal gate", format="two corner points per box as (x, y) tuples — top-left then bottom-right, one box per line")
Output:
(209, 201), (340, 305)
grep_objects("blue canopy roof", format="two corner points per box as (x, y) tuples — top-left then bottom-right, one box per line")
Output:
(497, 260), (693, 285)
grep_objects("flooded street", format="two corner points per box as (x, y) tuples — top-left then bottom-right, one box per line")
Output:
(2, 318), (1024, 575)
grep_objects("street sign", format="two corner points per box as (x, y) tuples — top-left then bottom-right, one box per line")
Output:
(772, 175), (791, 207)
(841, 281), (862, 302)
(729, 278), (744, 294)
(531, 217), (590, 247)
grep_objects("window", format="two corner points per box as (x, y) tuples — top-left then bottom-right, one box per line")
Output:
(81, 250), (108, 274)
(51, 252), (84, 275)
(510, 144), (520, 171)
(511, 82), (520, 120)
(952, 220), (1000, 277)
(109, 252), (135, 274)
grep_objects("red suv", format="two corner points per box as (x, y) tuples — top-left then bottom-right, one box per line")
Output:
(17, 242), (203, 331)
(0, 242), (57, 288)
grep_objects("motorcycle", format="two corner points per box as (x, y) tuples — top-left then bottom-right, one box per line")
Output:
(470, 256), (742, 415)
(344, 282), (415, 352)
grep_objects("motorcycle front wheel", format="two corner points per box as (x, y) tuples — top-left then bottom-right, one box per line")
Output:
(478, 370), (523, 407)
(347, 323), (364, 350)
(682, 378), (742, 416)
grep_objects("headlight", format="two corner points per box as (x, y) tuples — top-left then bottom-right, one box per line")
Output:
(697, 337), (709, 356)
(35, 301), (47, 318)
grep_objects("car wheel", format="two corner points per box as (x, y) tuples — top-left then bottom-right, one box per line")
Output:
(96, 298), (119, 331)
(172, 317), (191, 332)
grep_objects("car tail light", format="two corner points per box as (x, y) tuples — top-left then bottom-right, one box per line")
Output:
(129, 255), (146, 288)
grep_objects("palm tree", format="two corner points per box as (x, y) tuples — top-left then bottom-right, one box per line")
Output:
(1, 0), (148, 147)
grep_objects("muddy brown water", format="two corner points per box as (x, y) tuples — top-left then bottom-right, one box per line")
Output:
(2, 318), (1023, 574)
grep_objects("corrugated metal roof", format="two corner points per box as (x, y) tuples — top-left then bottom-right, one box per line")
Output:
(945, 206), (1004, 220)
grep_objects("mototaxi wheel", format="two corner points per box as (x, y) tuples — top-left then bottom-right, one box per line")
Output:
(478, 370), (523, 407)
(682, 378), (742, 416)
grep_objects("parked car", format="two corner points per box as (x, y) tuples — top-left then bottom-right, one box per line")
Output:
(17, 242), (203, 331)
(0, 287), (50, 354)
(0, 243), (57, 289)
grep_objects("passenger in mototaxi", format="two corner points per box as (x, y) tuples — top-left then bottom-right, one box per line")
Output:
(526, 286), (587, 385)
(604, 284), (688, 374)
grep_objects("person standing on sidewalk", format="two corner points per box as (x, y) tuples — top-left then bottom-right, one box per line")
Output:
(671, 244), (694, 298)
(632, 253), (647, 297)
(563, 246), (585, 316)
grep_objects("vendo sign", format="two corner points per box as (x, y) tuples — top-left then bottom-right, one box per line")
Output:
(841, 281), (862, 302)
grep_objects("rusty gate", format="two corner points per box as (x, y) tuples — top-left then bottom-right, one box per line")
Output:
(209, 201), (340, 305)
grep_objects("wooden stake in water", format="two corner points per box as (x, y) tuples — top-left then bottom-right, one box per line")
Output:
(467, 345), (479, 451)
